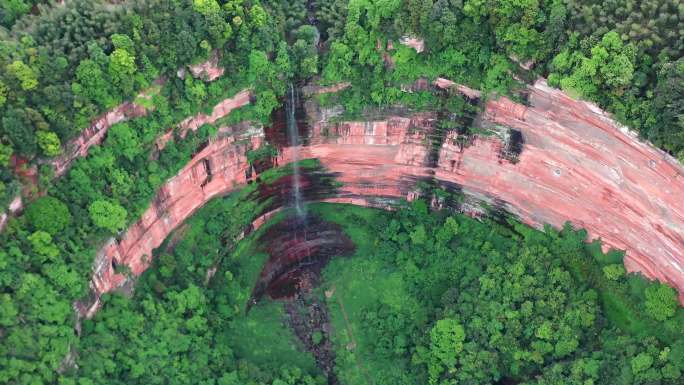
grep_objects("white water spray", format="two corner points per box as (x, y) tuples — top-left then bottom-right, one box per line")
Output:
(286, 83), (304, 217)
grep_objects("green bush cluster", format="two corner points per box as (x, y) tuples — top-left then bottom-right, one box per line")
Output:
(315, 201), (684, 385)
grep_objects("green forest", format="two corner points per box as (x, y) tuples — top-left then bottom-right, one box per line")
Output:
(0, 0), (683, 384)
(59, 198), (684, 384)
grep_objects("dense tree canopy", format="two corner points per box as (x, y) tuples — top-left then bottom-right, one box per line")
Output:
(0, 1), (682, 384)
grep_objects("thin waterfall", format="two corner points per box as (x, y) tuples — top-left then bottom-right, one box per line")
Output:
(286, 83), (304, 217)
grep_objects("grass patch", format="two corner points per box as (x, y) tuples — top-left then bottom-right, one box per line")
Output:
(221, 206), (321, 373)
(228, 299), (318, 371)
(310, 203), (421, 384)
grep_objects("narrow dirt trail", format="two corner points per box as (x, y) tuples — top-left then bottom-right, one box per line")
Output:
(329, 285), (374, 385)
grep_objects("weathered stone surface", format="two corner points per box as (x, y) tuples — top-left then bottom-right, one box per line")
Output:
(155, 89), (252, 151)
(0, 195), (24, 238)
(464, 80), (684, 302)
(187, 51), (225, 82)
(82, 127), (263, 316)
(51, 54), (230, 179)
(84, 79), (684, 311)
(8, 195), (22, 213)
(434, 77), (482, 99)
(302, 82), (351, 96)
(294, 80), (684, 302)
(399, 36), (425, 53)
(50, 100), (149, 177)
(309, 113), (434, 147)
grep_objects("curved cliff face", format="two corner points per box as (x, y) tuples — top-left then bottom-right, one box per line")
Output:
(84, 79), (684, 316)
(80, 126), (262, 317)
(50, 54), (229, 178)
(50, 98), (150, 177)
(155, 89), (252, 151)
(469, 81), (684, 296)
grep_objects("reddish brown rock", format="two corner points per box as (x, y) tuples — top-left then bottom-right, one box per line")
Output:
(49, 86), (161, 177)
(52, 53), (228, 178)
(294, 80), (684, 302)
(155, 89), (252, 151)
(399, 36), (425, 53)
(50, 102), (146, 176)
(309, 114), (433, 146)
(81, 126), (263, 317)
(187, 51), (225, 81)
(84, 79), (684, 312)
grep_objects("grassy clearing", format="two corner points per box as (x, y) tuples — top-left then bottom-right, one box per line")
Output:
(310, 203), (419, 384)
(219, 208), (321, 371)
(228, 299), (318, 371)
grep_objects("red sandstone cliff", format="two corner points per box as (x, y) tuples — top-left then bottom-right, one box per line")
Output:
(50, 55), (230, 178)
(50, 97), (150, 177)
(155, 89), (252, 151)
(82, 79), (684, 314)
(79, 125), (262, 317)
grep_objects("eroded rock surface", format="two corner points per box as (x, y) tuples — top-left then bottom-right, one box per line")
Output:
(78, 125), (262, 317)
(399, 36), (425, 53)
(50, 54), (230, 178)
(50, 98), (150, 177)
(468, 80), (684, 299)
(155, 89), (252, 151)
(83, 79), (684, 314)
(0, 195), (22, 233)
(186, 51), (225, 81)
(288, 81), (684, 302)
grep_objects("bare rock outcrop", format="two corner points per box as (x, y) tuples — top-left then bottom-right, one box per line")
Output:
(290, 80), (684, 302)
(463, 80), (684, 300)
(51, 54), (230, 179)
(84, 79), (684, 311)
(0, 195), (22, 233)
(155, 89), (252, 151)
(50, 97), (150, 177)
(434, 77), (482, 99)
(399, 36), (425, 53)
(186, 51), (225, 81)
(79, 125), (263, 317)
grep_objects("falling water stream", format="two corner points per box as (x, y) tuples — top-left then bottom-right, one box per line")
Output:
(286, 83), (305, 217)
(249, 84), (345, 384)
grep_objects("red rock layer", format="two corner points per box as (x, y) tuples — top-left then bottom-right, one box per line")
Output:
(50, 99), (149, 177)
(84, 79), (684, 315)
(80, 127), (262, 318)
(155, 89), (252, 151)
(50, 55), (230, 178)
(187, 51), (225, 81)
(465, 80), (684, 301)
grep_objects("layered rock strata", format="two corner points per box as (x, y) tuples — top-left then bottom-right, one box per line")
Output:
(50, 97), (150, 177)
(50, 55), (229, 178)
(78, 125), (262, 318)
(84, 79), (684, 312)
(155, 89), (252, 151)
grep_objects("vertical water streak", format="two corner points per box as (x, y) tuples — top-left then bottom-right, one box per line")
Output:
(286, 83), (304, 217)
